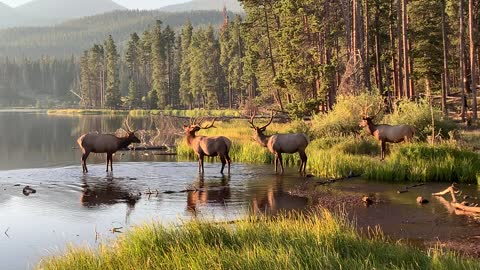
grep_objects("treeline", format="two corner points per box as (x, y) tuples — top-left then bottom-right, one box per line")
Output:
(237, 0), (479, 120)
(0, 56), (77, 106)
(79, 16), (245, 109)
(1, 1), (480, 120)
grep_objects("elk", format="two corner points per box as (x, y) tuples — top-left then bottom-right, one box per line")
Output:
(248, 112), (309, 175)
(359, 105), (415, 160)
(183, 118), (232, 174)
(77, 119), (141, 173)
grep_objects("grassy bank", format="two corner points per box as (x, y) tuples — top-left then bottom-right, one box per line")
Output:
(38, 210), (479, 270)
(47, 109), (130, 115)
(47, 108), (242, 117)
(178, 119), (480, 184)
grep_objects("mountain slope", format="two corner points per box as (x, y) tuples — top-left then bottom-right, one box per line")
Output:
(14, 0), (126, 26)
(160, 0), (243, 13)
(0, 2), (23, 28)
(0, 10), (237, 58)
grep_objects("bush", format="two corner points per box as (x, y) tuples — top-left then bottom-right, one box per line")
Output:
(311, 94), (384, 138)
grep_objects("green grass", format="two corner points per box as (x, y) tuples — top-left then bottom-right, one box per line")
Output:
(38, 210), (480, 270)
(178, 120), (480, 183)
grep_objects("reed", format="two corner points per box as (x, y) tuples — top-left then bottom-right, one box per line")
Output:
(38, 210), (479, 270)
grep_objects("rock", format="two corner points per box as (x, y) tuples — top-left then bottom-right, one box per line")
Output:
(416, 196), (429, 204)
(463, 195), (470, 200)
(397, 190), (408, 194)
(362, 196), (373, 205)
(22, 186), (37, 196)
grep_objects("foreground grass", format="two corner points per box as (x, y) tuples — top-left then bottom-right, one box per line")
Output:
(178, 120), (480, 184)
(38, 210), (479, 270)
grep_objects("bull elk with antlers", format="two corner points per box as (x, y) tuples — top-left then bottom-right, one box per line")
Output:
(360, 105), (415, 160)
(183, 118), (232, 174)
(77, 119), (141, 173)
(249, 112), (309, 175)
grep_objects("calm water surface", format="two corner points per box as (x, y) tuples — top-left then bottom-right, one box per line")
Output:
(0, 111), (478, 269)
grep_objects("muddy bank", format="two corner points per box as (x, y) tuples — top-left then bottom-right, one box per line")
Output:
(289, 179), (480, 257)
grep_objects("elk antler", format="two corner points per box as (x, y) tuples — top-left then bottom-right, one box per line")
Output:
(362, 104), (374, 118)
(248, 112), (257, 129)
(200, 118), (217, 129)
(258, 111), (275, 130)
(124, 116), (138, 133)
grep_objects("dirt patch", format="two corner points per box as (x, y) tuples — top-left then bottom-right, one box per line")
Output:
(426, 236), (480, 258)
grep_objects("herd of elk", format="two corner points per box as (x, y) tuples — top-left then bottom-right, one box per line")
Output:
(78, 107), (415, 174)
(359, 104), (415, 160)
(248, 112), (309, 175)
(183, 117), (232, 174)
(77, 119), (140, 173)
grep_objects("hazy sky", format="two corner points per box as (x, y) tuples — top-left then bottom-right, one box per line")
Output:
(2, 0), (191, 9)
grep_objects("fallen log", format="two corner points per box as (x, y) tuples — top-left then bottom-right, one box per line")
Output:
(433, 184), (480, 214)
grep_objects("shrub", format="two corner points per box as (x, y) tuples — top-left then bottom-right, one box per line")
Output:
(311, 94), (384, 138)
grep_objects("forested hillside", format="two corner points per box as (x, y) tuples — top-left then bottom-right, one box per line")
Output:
(0, 10), (237, 58)
(1, 0), (479, 121)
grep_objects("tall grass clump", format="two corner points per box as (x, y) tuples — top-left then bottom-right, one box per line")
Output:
(385, 98), (457, 140)
(38, 210), (480, 270)
(365, 143), (480, 183)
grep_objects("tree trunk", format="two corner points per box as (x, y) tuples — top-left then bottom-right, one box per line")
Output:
(468, 0), (477, 121)
(401, 0), (410, 98)
(396, 0), (404, 98)
(263, 6), (283, 111)
(374, 1), (384, 95)
(364, 0), (371, 91)
(441, 0), (449, 116)
(460, 0), (467, 121)
(389, 0), (399, 98)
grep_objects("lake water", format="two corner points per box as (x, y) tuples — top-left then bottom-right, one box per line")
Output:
(0, 111), (478, 269)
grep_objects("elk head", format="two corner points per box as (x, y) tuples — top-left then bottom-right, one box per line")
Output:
(183, 117), (217, 136)
(248, 111), (275, 135)
(123, 118), (141, 143)
(359, 104), (383, 128)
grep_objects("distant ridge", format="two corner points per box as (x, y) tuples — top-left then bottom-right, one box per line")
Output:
(0, 0), (126, 28)
(159, 0), (243, 13)
(0, 9), (237, 58)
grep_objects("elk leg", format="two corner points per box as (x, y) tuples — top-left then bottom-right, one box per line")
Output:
(199, 154), (205, 174)
(107, 153), (112, 172)
(274, 153), (278, 174)
(278, 153), (284, 175)
(82, 151), (90, 173)
(220, 156), (227, 174)
(299, 151), (307, 175)
(226, 154), (231, 174)
(381, 141), (386, 160)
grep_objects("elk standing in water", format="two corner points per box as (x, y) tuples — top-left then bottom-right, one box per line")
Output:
(248, 112), (309, 175)
(359, 105), (415, 160)
(77, 119), (141, 173)
(183, 118), (232, 174)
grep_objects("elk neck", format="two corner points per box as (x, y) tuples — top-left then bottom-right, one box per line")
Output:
(255, 132), (270, 147)
(186, 131), (197, 146)
(364, 120), (378, 136)
(117, 136), (134, 149)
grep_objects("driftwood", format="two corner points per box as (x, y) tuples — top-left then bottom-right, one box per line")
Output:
(433, 185), (480, 214)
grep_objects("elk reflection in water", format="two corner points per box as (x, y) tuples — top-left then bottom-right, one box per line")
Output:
(251, 177), (308, 216)
(186, 175), (231, 214)
(80, 175), (141, 223)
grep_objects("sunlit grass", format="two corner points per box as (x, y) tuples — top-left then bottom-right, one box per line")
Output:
(38, 210), (480, 270)
(177, 120), (480, 183)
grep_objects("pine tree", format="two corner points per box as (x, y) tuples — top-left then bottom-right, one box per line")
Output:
(179, 21), (194, 108)
(104, 35), (121, 109)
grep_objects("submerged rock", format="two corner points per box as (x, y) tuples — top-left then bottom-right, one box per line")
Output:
(416, 196), (429, 204)
(22, 186), (37, 196)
